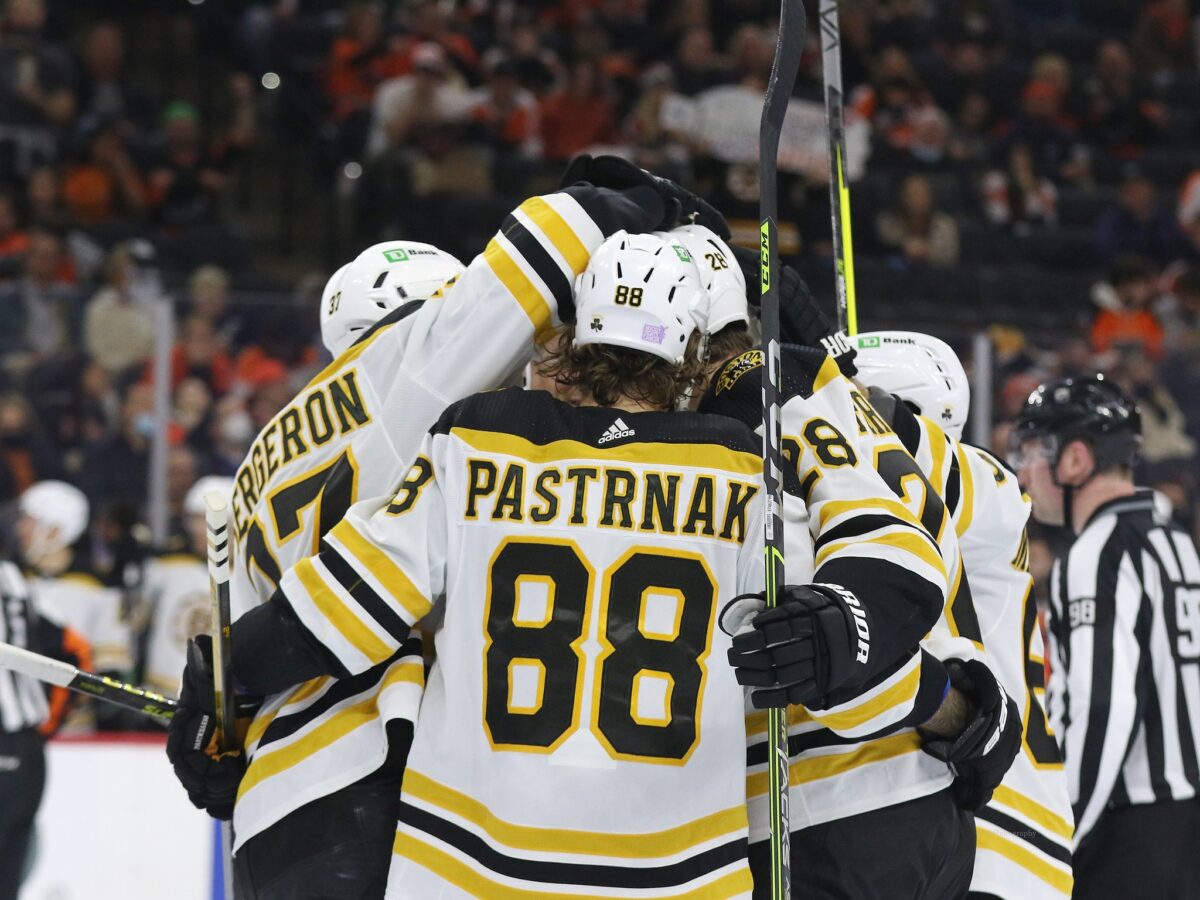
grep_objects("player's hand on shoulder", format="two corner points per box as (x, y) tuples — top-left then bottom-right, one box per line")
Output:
(166, 635), (259, 820)
(720, 583), (872, 709)
(917, 658), (1021, 811)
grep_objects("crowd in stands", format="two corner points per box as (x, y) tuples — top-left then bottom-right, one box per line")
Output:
(0, 0), (1196, 719)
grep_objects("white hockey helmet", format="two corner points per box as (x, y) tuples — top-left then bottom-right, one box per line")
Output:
(854, 331), (970, 439)
(320, 241), (465, 357)
(573, 230), (708, 365)
(663, 224), (748, 335)
(184, 476), (236, 517)
(19, 480), (90, 553)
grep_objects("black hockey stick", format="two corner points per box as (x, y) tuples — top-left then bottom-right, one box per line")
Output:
(759, 2), (806, 897)
(819, 0), (859, 335)
(205, 491), (236, 751)
(0, 640), (178, 722)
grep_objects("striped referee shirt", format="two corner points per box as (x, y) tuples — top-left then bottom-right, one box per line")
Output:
(1047, 489), (1200, 847)
(0, 561), (49, 733)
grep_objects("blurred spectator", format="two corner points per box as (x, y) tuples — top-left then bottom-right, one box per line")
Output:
(82, 244), (154, 375)
(946, 91), (995, 167)
(79, 380), (153, 510)
(0, 391), (62, 501)
(324, 1), (404, 124)
(539, 57), (617, 162)
(505, 19), (561, 95)
(1108, 348), (1196, 465)
(1004, 77), (1090, 185)
(880, 104), (956, 175)
(1082, 39), (1170, 156)
(1090, 254), (1165, 359)
(672, 25), (728, 96)
(1179, 168), (1200, 257)
(850, 46), (929, 157)
(0, 188), (28, 272)
(24, 163), (66, 228)
(366, 42), (470, 160)
(467, 58), (542, 160)
(146, 79), (255, 229)
(875, 173), (961, 267)
(62, 120), (146, 227)
(72, 22), (151, 133)
(0, 0), (74, 178)
(173, 376), (213, 451)
(1160, 265), (1200, 446)
(1095, 166), (1189, 265)
(1133, 0), (1196, 77)
(184, 264), (241, 348)
(0, 227), (80, 356)
(148, 315), (234, 398)
(981, 141), (1058, 229)
(207, 394), (253, 475)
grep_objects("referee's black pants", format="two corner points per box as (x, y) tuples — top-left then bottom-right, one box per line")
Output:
(1073, 798), (1200, 900)
(749, 788), (975, 900)
(232, 723), (411, 900)
(0, 728), (46, 900)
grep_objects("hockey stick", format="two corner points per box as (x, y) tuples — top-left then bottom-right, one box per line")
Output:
(759, 2), (806, 897)
(0, 640), (178, 722)
(205, 491), (236, 751)
(205, 490), (237, 899)
(819, 0), (859, 336)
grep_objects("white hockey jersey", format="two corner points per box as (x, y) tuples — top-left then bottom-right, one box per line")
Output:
(141, 553), (211, 697)
(884, 398), (1073, 898)
(701, 350), (957, 841)
(280, 389), (765, 899)
(230, 187), (658, 849)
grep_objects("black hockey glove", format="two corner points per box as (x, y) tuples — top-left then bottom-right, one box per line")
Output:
(918, 658), (1021, 811)
(728, 244), (857, 376)
(721, 583), (872, 709)
(560, 154), (730, 238)
(166, 636), (258, 820)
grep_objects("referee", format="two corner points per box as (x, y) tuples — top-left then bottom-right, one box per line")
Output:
(1011, 375), (1200, 899)
(0, 560), (50, 900)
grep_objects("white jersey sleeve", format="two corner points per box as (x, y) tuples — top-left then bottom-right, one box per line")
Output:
(141, 554), (211, 697)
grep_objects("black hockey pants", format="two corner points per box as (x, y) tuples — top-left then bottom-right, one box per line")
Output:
(749, 787), (975, 899)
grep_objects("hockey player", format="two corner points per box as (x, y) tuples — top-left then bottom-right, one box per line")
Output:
(1012, 376), (1200, 899)
(216, 230), (772, 897)
(140, 476), (234, 697)
(167, 171), (723, 898)
(855, 331), (1074, 899)
(18, 480), (131, 731)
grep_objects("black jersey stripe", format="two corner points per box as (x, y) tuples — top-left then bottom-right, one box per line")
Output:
(398, 801), (747, 889)
(976, 806), (1073, 866)
(812, 514), (923, 553)
(318, 539), (414, 645)
(257, 639), (422, 749)
(499, 215), (573, 314)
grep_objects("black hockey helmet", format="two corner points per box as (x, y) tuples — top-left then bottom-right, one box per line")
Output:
(1011, 374), (1142, 470)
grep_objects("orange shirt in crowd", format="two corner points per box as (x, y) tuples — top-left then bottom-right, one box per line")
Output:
(1091, 308), (1165, 359)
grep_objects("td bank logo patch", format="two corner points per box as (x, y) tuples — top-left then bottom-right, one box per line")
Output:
(858, 336), (880, 349)
(383, 248), (410, 263)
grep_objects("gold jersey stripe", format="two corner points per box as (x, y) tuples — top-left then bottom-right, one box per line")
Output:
(244, 675), (332, 750)
(814, 529), (945, 580)
(483, 239), (555, 343)
(816, 497), (924, 531)
(239, 661), (423, 798)
(403, 770), (747, 859)
(924, 420), (949, 494)
(746, 732), (922, 798)
(519, 197), (590, 275)
(806, 657), (922, 733)
(296, 557), (394, 665)
(976, 825), (1074, 895)
(991, 785), (1075, 841)
(811, 354), (842, 395)
(393, 831), (754, 900)
(450, 427), (762, 476)
(953, 442), (976, 537)
(331, 519), (433, 623)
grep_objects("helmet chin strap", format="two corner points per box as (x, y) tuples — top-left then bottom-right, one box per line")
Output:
(1051, 444), (1097, 533)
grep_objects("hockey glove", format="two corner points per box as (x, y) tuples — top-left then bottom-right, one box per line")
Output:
(560, 154), (730, 238)
(727, 245), (857, 376)
(166, 636), (257, 820)
(918, 658), (1021, 811)
(721, 583), (872, 709)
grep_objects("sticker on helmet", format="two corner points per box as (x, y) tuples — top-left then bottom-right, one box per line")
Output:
(671, 243), (692, 263)
(383, 248), (410, 263)
(642, 324), (666, 344)
(858, 336), (880, 348)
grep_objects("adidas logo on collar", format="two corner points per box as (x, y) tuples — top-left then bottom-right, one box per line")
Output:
(598, 417), (635, 444)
